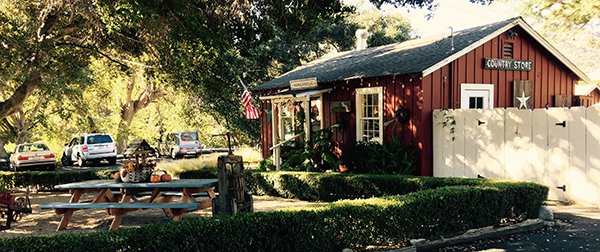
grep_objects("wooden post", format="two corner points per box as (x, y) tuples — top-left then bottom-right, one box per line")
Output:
(212, 154), (253, 216)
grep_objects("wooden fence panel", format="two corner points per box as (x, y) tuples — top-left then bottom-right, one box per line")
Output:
(433, 106), (600, 206)
(567, 107), (589, 205)
(504, 108), (533, 181)
(546, 108), (570, 202)
(585, 106), (600, 205)
(453, 109), (466, 177)
(477, 109), (505, 179)
(531, 109), (548, 186)
(432, 109), (444, 177)
(464, 109), (479, 178)
(442, 109), (455, 178)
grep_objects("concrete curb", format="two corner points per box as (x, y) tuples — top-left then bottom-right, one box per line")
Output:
(369, 218), (546, 252)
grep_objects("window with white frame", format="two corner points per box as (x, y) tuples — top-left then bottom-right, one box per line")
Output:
(279, 103), (296, 141)
(356, 87), (383, 143)
(461, 84), (494, 109)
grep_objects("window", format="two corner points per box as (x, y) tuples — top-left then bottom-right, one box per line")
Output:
(461, 84), (494, 109)
(310, 98), (322, 132)
(279, 103), (296, 141)
(503, 42), (513, 59)
(356, 87), (383, 143)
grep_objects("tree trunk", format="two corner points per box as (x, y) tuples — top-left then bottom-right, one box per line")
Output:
(0, 136), (8, 157)
(0, 68), (42, 121)
(116, 72), (165, 152)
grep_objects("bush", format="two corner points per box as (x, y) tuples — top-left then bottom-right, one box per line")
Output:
(342, 137), (418, 175)
(0, 180), (548, 251)
(0, 170), (114, 190)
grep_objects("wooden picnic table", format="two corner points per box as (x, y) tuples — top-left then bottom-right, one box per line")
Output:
(40, 179), (218, 231)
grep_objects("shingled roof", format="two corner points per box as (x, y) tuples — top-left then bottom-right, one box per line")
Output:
(253, 17), (589, 91)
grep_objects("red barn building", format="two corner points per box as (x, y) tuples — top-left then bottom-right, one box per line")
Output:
(252, 17), (590, 176)
(575, 84), (600, 106)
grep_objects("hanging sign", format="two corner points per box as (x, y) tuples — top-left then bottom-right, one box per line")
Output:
(484, 58), (533, 71)
(290, 78), (318, 90)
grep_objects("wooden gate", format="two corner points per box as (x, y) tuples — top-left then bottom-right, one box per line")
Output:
(433, 106), (600, 206)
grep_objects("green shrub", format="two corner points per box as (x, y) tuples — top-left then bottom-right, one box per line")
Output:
(342, 137), (418, 175)
(0, 170), (114, 190)
(0, 181), (548, 252)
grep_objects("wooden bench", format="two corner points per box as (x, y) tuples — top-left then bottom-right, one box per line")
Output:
(109, 191), (218, 197)
(40, 202), (200, 210)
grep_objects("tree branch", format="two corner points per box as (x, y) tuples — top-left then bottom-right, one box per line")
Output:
(54, 42), (129, 69)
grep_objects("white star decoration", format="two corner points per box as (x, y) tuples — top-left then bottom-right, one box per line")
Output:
(517, 91), (530, 109)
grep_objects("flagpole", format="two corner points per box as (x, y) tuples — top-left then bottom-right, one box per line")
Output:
(237, 75), (248, 90)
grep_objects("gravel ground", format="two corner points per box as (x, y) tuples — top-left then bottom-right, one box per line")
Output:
(0, 190), (321, 239)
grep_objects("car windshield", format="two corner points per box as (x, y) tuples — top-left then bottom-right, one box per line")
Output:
(87, 135), (113, 144)
(180, 132), (198, 141)
(19, 144), (49, 152)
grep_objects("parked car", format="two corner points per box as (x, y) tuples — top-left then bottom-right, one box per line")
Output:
(9, 143), (56, 171)
(155, 131), (202, 159)
(62, 133), (117, 167)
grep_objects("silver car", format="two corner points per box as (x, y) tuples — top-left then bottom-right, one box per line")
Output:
(62, 133), (117, 167)
(155, 131), (202, 159)
(9, 143), (56, 171)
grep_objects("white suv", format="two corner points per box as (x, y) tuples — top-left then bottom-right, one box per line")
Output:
(61, 133), (118, 167)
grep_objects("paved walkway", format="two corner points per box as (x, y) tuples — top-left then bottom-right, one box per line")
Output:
(428, 205), (600, 252)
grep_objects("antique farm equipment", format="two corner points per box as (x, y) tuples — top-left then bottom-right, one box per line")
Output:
(0, 187), (32, 229)
(212, 154), (254, 215)
(211, 133), (253, 215)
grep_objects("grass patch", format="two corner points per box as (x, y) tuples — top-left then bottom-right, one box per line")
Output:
(156, 153), (220, 175)
(233, 147), (262, 163)
(157, 149), (262, 176)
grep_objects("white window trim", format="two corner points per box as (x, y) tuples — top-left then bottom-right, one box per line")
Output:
(356, 86), (383, 143)
(460, 84), (494, 109)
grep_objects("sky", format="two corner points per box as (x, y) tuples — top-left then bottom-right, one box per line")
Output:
(346, 0), (517, 38)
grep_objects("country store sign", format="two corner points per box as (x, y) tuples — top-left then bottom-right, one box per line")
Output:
(484, 58), (533, 71)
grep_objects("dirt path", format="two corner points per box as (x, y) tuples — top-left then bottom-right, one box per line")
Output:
(0, 190), (321, 239)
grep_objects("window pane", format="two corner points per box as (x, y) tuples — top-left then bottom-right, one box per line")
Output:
(469, 96), (484, 109)
(469, 97), (476, 108)
(476, 97), (483, 109)
(282, 118), (294, 140)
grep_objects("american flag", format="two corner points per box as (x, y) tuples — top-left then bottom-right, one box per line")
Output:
(238, 76), (260, 119)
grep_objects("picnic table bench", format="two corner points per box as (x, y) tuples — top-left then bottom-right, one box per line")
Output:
(39, 179), (218, 231)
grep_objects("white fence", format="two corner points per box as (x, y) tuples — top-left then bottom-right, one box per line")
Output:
(432, 106), (600, 207)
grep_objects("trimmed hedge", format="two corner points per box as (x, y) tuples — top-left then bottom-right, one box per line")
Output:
(0, 170), (548, 251)
(0, 170), (114, 191)
(0, 181), (547, 252)
(182, 170), (493, 202)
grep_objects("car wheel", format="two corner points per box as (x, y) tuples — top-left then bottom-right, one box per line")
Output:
(108, 157), (117, 165)
(9, 162), (16, 172)
(77, 155), (85, 167)
(61, 153), (73, 166)
(171, 149), (178, 159)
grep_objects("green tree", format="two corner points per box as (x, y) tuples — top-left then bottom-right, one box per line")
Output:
(507, 0), (600, 33)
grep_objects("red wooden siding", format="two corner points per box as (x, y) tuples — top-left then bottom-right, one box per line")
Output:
(258, 27), (583, 177)
(423, 26), (578, 111)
